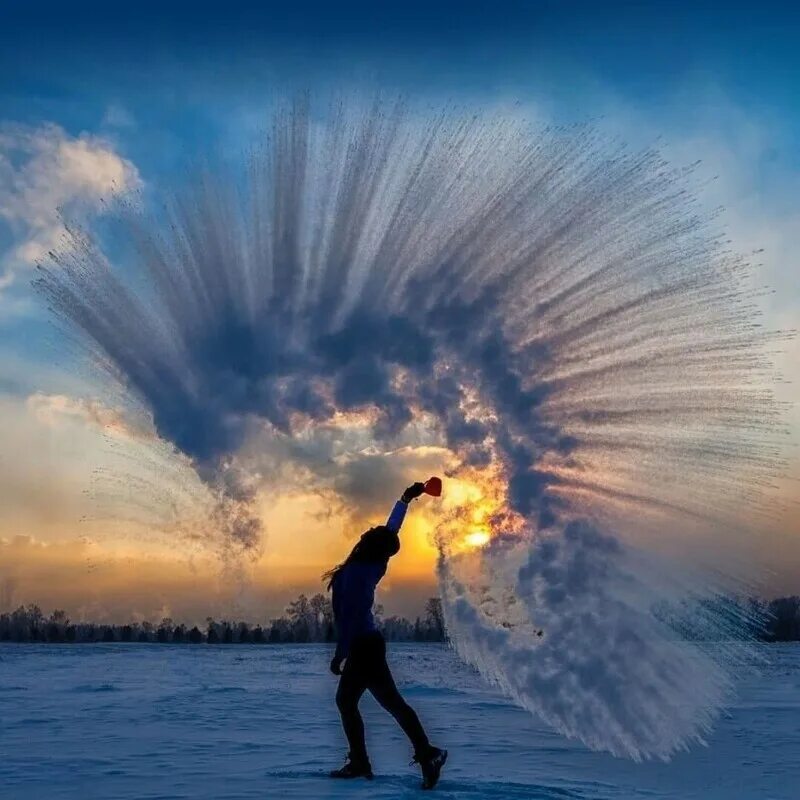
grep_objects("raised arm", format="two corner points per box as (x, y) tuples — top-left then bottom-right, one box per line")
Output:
(386, 482), (426, 533)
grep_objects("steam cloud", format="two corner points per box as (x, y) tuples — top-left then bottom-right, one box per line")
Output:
(36, 96), (788, 759)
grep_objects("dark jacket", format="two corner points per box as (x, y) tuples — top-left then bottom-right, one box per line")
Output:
(332, 500), (408, 659)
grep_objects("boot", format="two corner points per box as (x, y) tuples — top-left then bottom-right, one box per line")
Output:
(412, 746), (448, 790)
(329, 753), (373, 780)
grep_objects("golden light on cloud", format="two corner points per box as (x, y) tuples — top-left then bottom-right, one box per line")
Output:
(464, 530), (490, 548)
(431, 464), (524, 556)
(5, 375), (800, 627)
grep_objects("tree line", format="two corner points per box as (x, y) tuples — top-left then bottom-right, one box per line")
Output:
(2, 594), (800, 645)
(0, 593), (446, 644)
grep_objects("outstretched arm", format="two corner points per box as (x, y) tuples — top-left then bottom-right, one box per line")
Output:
(386, 482), (426, 533)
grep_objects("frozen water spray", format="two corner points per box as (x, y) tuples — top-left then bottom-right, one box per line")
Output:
(36, 96), (790, 759)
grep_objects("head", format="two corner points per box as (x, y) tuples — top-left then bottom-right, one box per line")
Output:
(323, 525), (400, 589)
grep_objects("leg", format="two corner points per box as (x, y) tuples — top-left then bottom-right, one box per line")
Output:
(365, 638), (431, 757)
(335, 656), (369, 764)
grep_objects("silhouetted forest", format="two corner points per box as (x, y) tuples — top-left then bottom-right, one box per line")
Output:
(0, 593), (446, 644)
(2, 594), (800, 645)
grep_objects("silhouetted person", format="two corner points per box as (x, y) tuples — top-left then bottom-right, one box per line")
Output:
(325, 482), (447, 790)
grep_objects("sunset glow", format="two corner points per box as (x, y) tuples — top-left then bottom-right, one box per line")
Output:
(464, 530), (490, 548)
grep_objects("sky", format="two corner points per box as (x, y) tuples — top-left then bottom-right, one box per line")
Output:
(0, 1), (798, 624)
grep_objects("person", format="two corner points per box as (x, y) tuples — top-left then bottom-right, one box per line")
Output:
(324, 481), (447, 790)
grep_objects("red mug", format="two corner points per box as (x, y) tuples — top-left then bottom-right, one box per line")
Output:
(423, 476), (442, 497)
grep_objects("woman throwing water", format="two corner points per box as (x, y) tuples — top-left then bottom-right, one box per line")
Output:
(326, 479), (447, 790)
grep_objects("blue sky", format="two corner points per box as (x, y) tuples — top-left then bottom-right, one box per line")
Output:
(2, 2), (799, 136)
(0, 1), (798, 616)
(2, 1), (797, 394)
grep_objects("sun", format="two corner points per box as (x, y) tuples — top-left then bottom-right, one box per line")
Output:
(464, 530), (490, 548)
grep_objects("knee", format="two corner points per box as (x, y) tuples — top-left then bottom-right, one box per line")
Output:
(382, 695), (413, 719)
(393, 699), (414, 719)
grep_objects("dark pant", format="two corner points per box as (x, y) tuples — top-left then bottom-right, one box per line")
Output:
(335, 631), (430, 763)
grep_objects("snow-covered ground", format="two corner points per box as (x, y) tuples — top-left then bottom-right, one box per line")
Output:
(1, 643), (797, 799)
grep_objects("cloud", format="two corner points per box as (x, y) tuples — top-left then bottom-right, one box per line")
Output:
(0, 122), (141, 287)
(25, 391), (155, 442)
(626, 86), (800, 462)
(34, 96), (786, 554)
(550, 79), (799, 481)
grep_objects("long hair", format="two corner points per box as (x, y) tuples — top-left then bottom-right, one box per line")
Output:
(323, 525), (400, 590)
